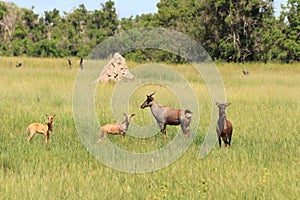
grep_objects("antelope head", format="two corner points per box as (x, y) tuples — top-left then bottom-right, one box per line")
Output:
(216, 102), (231, 117)
(140, 91), (156, 109)
(45, 114), (56, 123)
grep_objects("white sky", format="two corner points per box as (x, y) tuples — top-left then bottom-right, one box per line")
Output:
(2, 0), (287, 18)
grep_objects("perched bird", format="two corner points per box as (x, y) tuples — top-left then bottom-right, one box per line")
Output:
(67, 59), (72, 69)
(16, 62), (22, 68)
(242, 69), (249, 76)
(79, 58), (83, 70)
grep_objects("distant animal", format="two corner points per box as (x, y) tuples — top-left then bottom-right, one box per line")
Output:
(98, 113), (135, 142)
(79, 58), (83, 70)
(242, 69), (249, 76)
(216, 102), (233, 147)
(140, 91), (192, 139)
(26, 114), (56, 144)
(67, 59), (72, 68)
(16, 62), (22, 68)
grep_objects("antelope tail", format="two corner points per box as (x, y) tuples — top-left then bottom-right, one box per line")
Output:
(184, 109), (193, 119)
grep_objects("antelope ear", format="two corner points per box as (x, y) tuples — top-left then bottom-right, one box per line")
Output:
(123, 113), (126, 116)
(226, 102), (231, 107)
(215, 101), (220, 106)
(45, 114), (48, 117)
(53, 114), (56, 117)
(131, 114), (135, 117)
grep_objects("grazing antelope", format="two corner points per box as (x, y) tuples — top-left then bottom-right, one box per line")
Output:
(242, 69), (249, 76)
(16, 62), (22, 68)
(140, 91), (192, 139)
(216, 102), (233, 147)
(67, 59), (72, 69)
(79, 58), (83, 70)
(99, 113), (135, 142)
(26, 114), (56, 144)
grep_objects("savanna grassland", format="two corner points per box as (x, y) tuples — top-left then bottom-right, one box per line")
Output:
(0, 57), (299, 199)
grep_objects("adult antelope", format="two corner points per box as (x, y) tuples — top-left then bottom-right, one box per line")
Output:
(242, 69), (249, 76)
(26, 114), (56, 144)
(216, 102), (233, 147)
(67, 59), (72, 69)
(79, 58), (83, 70)
(140, 92), (192, 138)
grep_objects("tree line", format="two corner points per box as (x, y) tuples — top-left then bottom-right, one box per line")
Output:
(0, 0), (299, 63)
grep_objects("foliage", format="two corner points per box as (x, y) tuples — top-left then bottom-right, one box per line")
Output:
(279, 0), (300, 62)
(0, 1), (118, 58)
(0, 0), (299, 63)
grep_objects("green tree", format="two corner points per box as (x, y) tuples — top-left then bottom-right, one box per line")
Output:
(280, 0), (300, 62)
(0, 2), (7, 20)
(1, 0), (298, 62)
(198, 0), (275, 62)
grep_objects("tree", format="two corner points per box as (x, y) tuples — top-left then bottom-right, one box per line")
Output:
(0, 0), (298, 62)
(0, 2), (19, 41)
(280, 0), (300, 62)
(197, 0), (276, 62)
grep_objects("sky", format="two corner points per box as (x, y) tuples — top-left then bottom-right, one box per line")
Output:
(2, 0), (160, 18)
(3, 0), (287, 19)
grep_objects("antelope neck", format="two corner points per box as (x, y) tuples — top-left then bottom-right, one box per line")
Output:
(47, 122), (53, 131)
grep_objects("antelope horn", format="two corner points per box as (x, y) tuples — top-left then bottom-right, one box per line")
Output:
(148, 91), (156, 97)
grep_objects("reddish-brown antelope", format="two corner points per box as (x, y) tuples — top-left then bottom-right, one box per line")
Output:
(26, 114), (56, 144)
(140, 92), (192, 139)
(216, 102), (233, 147)
(98, 113), (135, 142)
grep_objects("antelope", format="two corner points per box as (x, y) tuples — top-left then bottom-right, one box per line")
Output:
(216, 102), (233, 147)
(140, 92), (192, 139)
(67, 59), (72, 69)
(242, 69), (249, 76)
(16, 62), (22, 68)
(98, 113), (135, 142)
(26, 114), (56, 144)
(79, 58), (83, 70)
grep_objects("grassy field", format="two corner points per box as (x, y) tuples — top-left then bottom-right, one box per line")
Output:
(0, 56), (299, 199)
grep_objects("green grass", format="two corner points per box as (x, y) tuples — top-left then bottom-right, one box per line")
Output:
(0, 57), (299, 199)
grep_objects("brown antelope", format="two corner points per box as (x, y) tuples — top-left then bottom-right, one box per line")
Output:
(16, 62), (22, 68)
(242, 69), (249, 76)
(26, 114), (56, 144)
(140, 92), (192, 139)
(216, 102), (233, 147)
(79, 58), (83, 70)
(98, 113), (135, 142)
(67, 58), (72, 69)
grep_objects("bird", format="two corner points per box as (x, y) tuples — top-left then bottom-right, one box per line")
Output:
(79, 58), (83, 70)
(242, 69), (249, 76)
(16, 62), (22, 68)
(67, 59), (72, 69)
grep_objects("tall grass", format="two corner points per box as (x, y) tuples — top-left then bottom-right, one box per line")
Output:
(0, 57), (299, 199)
